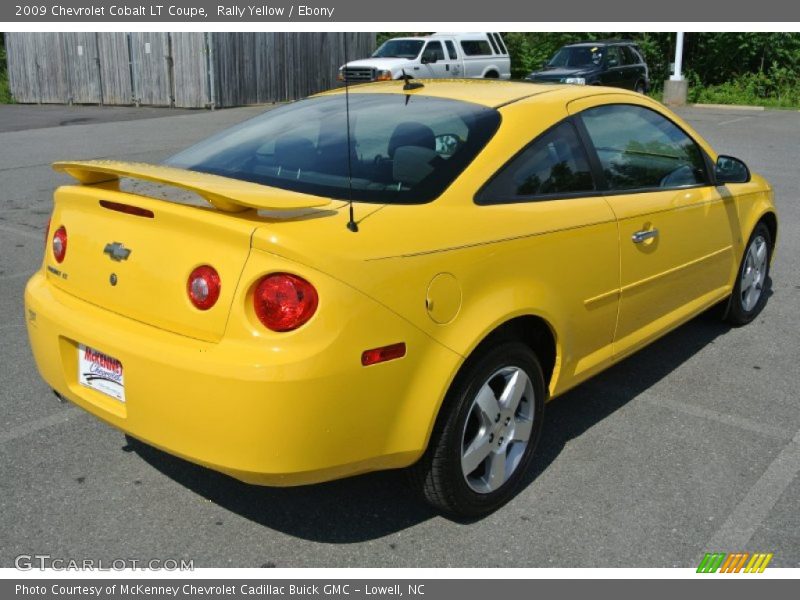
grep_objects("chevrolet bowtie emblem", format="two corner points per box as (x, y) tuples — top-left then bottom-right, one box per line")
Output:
(103, 242), (132, 262)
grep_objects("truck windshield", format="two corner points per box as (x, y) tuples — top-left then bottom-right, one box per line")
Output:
(548, 46), (605, 68)
(166, 93), (501, 204)
(372, 40), (425, 59)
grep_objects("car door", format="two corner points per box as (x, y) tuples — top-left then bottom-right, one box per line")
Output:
(476, 118), (620, 384)
(443, 39), (463, 77)
(570, 98), (738, 356)
(599, 46), (624, 87)
(420, 41), (450, 78)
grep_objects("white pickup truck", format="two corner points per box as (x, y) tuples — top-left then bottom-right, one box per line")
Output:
(339, 33), (511, 83)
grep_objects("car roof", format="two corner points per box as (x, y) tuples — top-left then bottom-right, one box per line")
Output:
(317, 79), (608, 108)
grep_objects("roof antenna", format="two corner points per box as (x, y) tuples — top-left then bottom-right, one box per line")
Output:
(343, 33), (358, 233)
(401, 69), (424, 91)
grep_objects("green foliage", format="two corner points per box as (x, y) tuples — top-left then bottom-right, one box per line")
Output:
(0, 37), (13, 104)
(379, 33), (800, 107)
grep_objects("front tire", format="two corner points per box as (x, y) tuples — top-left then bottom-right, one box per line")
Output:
(727, 222), (772, 325)
(409, 342), (545, 517)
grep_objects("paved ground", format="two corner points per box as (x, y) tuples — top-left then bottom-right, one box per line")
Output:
(0, 103), (798, 568)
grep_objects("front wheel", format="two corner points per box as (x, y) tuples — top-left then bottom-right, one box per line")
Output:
(727, 222), (772, 325)
(408, 342), (546, 517)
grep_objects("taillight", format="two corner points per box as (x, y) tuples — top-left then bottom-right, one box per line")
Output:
(52, 226), (67, 263)
(253, 273), (318, 332)
(187, 265), (221, 310)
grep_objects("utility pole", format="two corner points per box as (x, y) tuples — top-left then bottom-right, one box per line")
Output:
(663, 32), (688, 106)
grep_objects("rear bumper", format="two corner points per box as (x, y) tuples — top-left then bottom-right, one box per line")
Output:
(24, 271), (461, 486)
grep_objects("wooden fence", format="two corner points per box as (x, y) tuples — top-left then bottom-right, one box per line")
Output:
(4, 32), (375, 108)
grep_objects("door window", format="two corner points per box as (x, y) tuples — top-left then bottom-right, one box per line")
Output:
(579, 104), (709, 191)
(445, 40), (457, 60)
(422, 41), (445, 62)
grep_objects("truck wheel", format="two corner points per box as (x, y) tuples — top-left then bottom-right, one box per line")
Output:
(408, 341), (545, 517)
(484, 71), (499, 79)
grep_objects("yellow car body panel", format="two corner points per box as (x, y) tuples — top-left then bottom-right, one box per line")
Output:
(25, 81), (777, 486)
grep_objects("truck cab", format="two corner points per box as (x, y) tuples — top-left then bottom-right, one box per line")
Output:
(339, 33), (511, 83)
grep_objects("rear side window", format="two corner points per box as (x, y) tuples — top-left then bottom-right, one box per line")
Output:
(606, 46), (622, 67)
(487, 34), (500, 54)
(477, 120), (595, 204)
(627, 46), (644, 64)
(493, 33), (508, 54)
(461, 40), (493, 56)
(579, 104), (708, 191)
(445, 40), (457, 60)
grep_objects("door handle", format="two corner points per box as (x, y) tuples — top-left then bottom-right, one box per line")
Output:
(632, 228), (659, 243)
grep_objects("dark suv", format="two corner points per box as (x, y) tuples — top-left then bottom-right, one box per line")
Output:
(526, 40), (649, 93)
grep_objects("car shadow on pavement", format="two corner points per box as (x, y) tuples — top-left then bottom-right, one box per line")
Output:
(127, 300), (761, 540)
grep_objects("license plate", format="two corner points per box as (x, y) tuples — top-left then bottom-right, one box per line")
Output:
(78, 344), (125, 403)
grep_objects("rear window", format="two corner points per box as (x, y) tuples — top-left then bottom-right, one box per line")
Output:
(461, 40), (493, 56)
(167, 94), (501, 205)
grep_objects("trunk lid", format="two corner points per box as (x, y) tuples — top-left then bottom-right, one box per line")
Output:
(47, 161), (332, 342)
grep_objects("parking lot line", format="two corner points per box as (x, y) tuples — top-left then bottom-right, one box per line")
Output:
(0, 407), (80, 445)
(706, 431), (800, 550)
(641, 396), (796, 441)
(718, 116), (754, 126)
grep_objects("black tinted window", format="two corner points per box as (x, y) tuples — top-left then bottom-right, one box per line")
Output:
(423, 41), (445, 61)
(445, 40), (457, 60)
(477, 120), (595, 204)
(461, 40), (493, 56)
(167, 94), (501, 205)
(580, 104), (708, 191)
(606, 46), (622, 66)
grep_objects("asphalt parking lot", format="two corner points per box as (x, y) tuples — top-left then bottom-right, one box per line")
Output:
(0, 102), (798, 568)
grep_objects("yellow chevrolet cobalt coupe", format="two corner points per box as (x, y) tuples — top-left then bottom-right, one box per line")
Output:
(26, 80), (777, 516)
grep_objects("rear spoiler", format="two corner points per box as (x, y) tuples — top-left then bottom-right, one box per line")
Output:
(53, 160), (331, 213)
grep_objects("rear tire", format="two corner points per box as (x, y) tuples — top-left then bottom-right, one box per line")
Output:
(408, 342), (545, 517)
(484, 71), (499, 79)
(727, 222), (772, 325)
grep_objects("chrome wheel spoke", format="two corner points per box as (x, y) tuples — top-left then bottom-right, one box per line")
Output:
(461, 432), (493, 475)
(499, 369), (529, 413)
(755, 239), (767, 268)
(741, 267), (755, 292)
(474, 384), (501, 424)
(512, 417), (533, 442)
(486, 450), (507, 491)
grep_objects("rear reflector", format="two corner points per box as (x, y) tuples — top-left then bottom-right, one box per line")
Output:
(99, 200), (154, 218)
(361, 342), (406, 366)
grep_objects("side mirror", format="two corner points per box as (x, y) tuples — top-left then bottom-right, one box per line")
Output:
(607, 58), (619, 67)
(715, 155), (751, 184)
